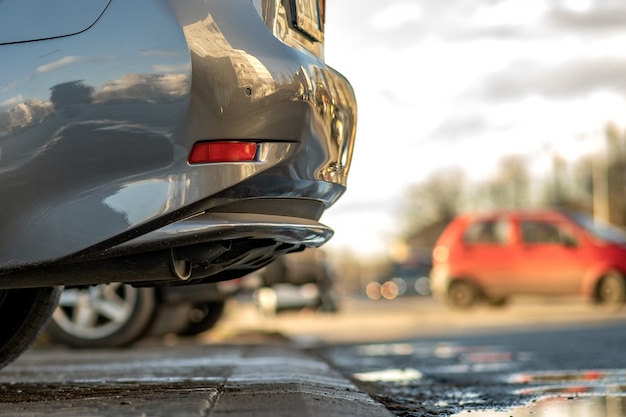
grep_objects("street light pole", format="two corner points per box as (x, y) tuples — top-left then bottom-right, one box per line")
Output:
(592, 153), (610, 223)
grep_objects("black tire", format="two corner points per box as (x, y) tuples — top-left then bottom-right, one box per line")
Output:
(446, 280), (480, 309)
(318, 292), (339, 313)
(148, 303), (194, 336)
(47, 284), (156, 348)
(178, 301), (226, 336)
(486, 296), (508, 308)
(596, 272), (626, 306)
(0, 287), (61, 369)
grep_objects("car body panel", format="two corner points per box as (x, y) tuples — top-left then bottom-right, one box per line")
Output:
(509, 215), (586, 294)
(431, 209), (626, 302)
(0, 0), (356, 283)
(0, 0), (111, 45)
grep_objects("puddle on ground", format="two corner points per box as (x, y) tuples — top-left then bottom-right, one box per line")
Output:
(348, 344), (626, 417)
(510, 369), (626, 396)
(453, 395), (626, 416)
(510, 370), (626, 385)
(454, 369), (626, 416)
(353, 368), (423, 383)
(355, 342), (525, 361)
(355, 342), (533, 372)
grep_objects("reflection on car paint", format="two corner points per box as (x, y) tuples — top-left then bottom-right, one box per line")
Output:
(0, 0), (111, 45)
(0, 0), (356, 372)
(0, 0), (356, 270)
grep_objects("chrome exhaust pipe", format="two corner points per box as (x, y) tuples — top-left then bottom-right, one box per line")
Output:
(169, 249), (192, 281)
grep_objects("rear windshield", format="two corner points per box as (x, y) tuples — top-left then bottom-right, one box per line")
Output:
(563, 211), (626, 245)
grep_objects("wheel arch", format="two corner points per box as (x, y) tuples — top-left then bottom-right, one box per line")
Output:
(445, 276), (484, 309)
(590, 269), (626, 303)
(581, 263), (619, 299)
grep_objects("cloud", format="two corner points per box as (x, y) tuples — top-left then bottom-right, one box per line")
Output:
(477, 58), (626, 101)
(0, 94), (23, 109)
(560, 0), (593, 13)
(152, 63), (190, 74)
(547, 5), (626, 31)
(429, 114), (494, 142)
(36, 56), (83, 74)
(472, 0), (548, 28)
(370, 2), (423, 31)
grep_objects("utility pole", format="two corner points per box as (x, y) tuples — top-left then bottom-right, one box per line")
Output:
(592, 153), (610, 223)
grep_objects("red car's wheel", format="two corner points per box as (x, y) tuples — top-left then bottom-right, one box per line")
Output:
(447, 280), (480, 309)
(597, 272), (626, 306)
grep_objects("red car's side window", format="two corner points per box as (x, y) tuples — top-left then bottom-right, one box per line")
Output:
(520, 221), (577, 246)
(463, 219), (509, 245)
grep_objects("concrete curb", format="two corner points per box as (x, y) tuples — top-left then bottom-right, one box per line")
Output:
(0, 340), (394, 417)
(212, 344), (395, 417)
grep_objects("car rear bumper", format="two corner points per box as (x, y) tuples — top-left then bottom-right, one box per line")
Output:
(429, 265), (450, 301)
(0, 0), (356, 277)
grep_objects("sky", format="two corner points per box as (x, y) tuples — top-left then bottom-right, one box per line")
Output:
(320, 0), (626, 257)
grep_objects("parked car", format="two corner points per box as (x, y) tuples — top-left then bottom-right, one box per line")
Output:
(375, 260), (432, 300)
(430, 209), (626, 308)
(0, 0), (356, 369)
(252, 248), (339, 314)
(46, 280), (239, 348)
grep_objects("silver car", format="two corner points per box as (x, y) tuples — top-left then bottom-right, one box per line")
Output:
(0, 0), (356, 368)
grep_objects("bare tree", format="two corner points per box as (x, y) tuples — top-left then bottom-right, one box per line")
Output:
(488, 155), (530, 208)
(398, 167), (465, 239)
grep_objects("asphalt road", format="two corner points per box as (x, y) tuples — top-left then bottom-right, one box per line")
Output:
(1, 295), (625, 416)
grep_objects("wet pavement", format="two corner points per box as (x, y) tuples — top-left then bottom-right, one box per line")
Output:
(0, 339), (393, 417)
(1, 296), (626, 416)
(316, 319), (626, 416)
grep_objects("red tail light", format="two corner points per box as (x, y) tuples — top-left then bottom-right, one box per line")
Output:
(188, 141), (258, 164)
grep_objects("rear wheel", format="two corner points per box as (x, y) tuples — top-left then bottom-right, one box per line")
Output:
(178, 301), (226, 336)
(0, 287), (61, 369)
(596, 272), (626, 306)
(47, 284), (156, 348)
(148, 303), (194, 336)
(446, 280), (480, 309)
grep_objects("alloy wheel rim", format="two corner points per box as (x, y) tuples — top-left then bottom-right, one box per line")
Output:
(52, 283), (138, 339)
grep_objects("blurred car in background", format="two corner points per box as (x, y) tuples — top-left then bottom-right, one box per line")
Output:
(431, 209), (626, 309)
(366, 261), (432, 301)
(0, 0), (356, 369)
(251, 249), (338, 315)
(46, 281), (239, 348)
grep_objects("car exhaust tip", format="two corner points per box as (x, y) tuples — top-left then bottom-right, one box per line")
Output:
(170, 249), (192, 281)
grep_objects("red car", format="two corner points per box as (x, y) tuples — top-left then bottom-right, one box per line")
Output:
(430, 209), (626, 308)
